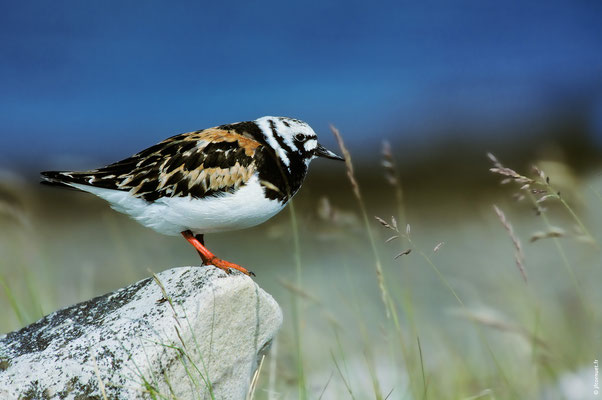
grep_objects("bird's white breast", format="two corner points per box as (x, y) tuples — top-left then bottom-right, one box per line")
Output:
(72, 175), (286, 236)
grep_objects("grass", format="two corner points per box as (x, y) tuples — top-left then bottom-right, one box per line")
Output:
(0, 139), (601, 399)
(113, 273), (218, 400)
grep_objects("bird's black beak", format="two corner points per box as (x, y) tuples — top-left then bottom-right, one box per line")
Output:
(314, 143), (344, 161)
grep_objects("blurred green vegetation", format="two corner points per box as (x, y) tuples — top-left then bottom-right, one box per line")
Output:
(1, 147), (601, 399)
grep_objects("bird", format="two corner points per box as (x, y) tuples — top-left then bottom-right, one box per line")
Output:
(41, 116), (344, 276)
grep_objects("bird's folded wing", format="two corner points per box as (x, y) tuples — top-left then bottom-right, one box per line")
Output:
(42, 128), (262, 202)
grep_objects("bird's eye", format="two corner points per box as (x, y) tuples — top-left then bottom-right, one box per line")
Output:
(294, 133), (306, 142)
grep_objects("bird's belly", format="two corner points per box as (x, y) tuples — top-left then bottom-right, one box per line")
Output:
(143, 175), (286, 235)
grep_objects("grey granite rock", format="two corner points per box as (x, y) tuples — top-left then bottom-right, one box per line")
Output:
(0, 267), (282, 400)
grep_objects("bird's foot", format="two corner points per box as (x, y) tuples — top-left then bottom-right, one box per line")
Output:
(181, 230), (255, 277)
(205, 257), (256, 277)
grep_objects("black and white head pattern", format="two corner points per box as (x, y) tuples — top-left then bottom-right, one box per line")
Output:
(254, 116), (319, 170)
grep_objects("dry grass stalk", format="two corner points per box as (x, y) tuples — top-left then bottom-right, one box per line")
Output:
(488, 152), (597, 246)
(331, 125), (392, 318)
(536, 194), (557, 204)
(331, 125), (361, 201)
(90, 351), (109, 400)
(377, 215), (444, 257)
(381, 141), (406, 220)
(488, 152), (533, 184)
(489, 152), (559, 206)
(246, 355), (265, 400)
(454, 308), (548, 349)
(488, 152), (537, 191)
(390, 216), (398, 230)
(394, 249), (412, 259)
(151, 272), (182, 327)
(375, 216), (396, 231)
(493, 205), (528, 283)
(530, 227), (565, 243)
(385, 235), (399, 243)
(531, 165), (546, 180)
(489, 167), (534, 184)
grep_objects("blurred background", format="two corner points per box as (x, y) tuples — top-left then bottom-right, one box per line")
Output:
(1, 1), (601, 399)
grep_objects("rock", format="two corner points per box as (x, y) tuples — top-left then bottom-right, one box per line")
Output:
(0, 267), (282, 400)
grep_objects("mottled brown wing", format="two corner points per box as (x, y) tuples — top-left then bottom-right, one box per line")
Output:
(42, 128), (262, 202)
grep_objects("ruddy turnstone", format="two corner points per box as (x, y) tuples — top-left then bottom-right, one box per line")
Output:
(41, 116), (343, 276)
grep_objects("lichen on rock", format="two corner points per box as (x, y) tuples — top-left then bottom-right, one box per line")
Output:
(0, 267), (282, 400)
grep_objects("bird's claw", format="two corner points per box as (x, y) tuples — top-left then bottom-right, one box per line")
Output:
(206, 257), (255, 277)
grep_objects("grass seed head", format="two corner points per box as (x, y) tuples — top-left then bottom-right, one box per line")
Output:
(375, 216), (396, 231)
(330, 125), (361, 201)
(493, 205), (528, 283)
(530, 227), (565, 242)
(394, 249), (412, 259)
(385, 235), (399, 243)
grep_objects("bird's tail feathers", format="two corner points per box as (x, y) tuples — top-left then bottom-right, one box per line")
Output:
(40, 171), (82, 190)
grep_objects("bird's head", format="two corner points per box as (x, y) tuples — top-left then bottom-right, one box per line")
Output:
(255, 116), (344, 168)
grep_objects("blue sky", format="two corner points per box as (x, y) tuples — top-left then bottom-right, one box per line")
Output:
(1, 1), (601, 169)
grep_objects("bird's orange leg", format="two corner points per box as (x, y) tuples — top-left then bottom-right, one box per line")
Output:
(181, 230), (255, 277)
